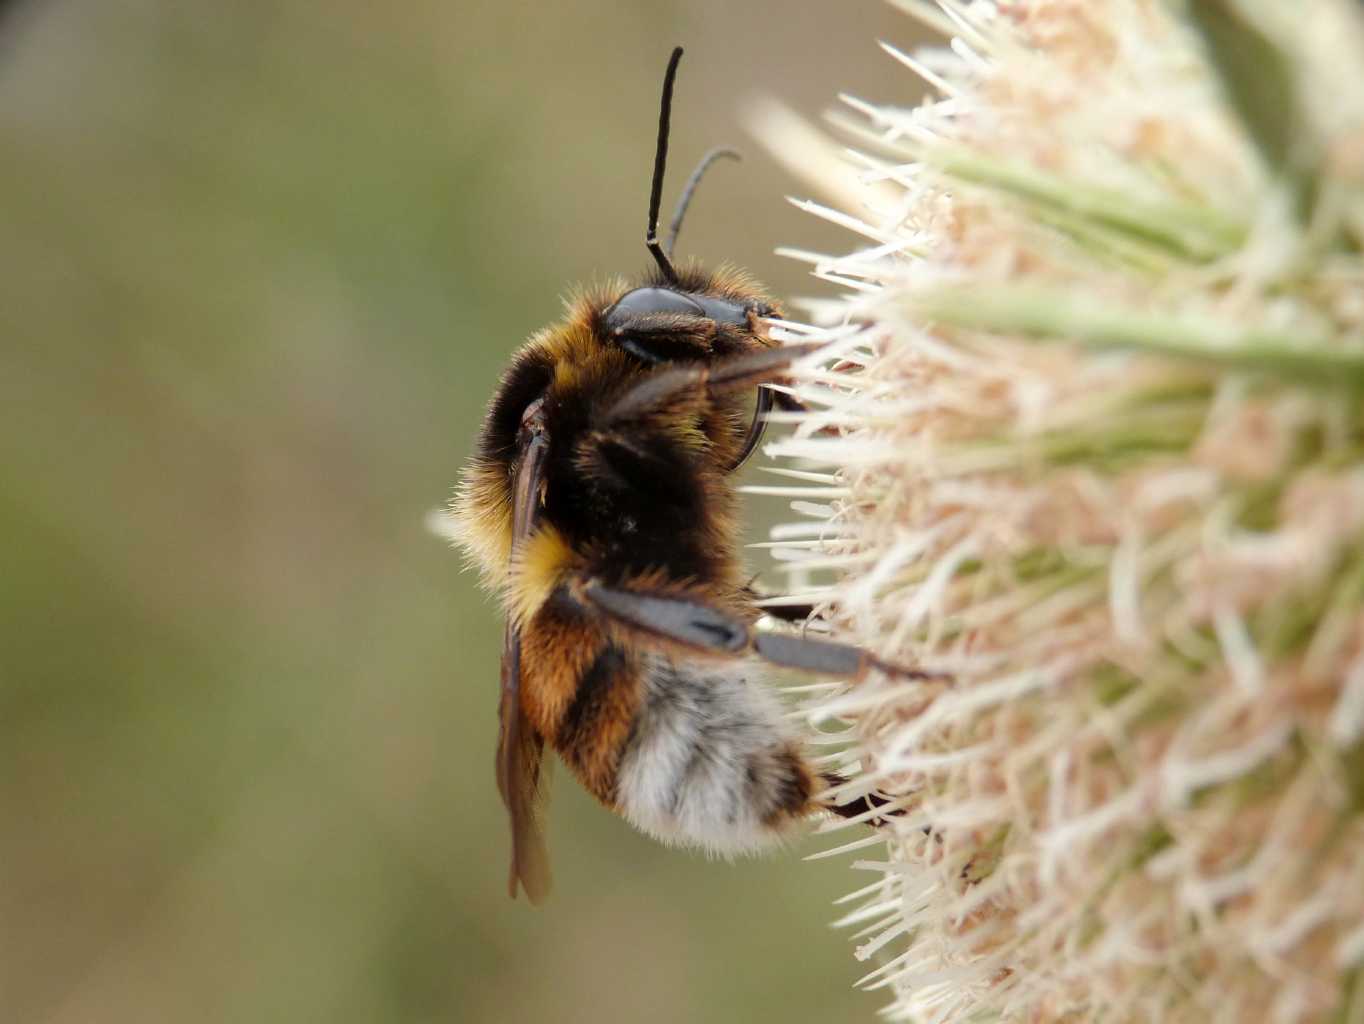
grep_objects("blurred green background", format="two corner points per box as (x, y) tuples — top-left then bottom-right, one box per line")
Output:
(0, 2), (923, 1021)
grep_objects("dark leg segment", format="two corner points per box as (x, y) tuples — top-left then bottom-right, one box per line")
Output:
(611, 321), (712, 364)
(821, 771), (903, 824)
(582, 582), (747, 653)
(606, 341), (825, 424)
(754, 632), (936, 681)
(752, 599), (817, 624)
(580, 579), (946, 683)
(727, 386), (773, 472)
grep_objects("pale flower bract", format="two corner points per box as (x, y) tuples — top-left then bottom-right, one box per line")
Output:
(758, 1), (1364, 1020)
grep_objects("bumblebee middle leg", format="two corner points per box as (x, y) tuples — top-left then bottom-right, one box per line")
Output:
(745, 589), (818, 624)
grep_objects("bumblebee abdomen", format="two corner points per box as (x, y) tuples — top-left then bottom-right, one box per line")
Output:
(518, 593), (642, 805)
(614, 657), (815, 853)
(550, 642), (642, 803)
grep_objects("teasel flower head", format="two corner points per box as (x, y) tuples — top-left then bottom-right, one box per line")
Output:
(754, 1), (1364, 1019)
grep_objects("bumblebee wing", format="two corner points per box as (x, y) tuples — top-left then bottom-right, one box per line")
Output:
(497, 414), (552, 904)
(496, 621), (551, 904)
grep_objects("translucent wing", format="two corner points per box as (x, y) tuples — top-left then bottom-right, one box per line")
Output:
(496, 619), (551, 904)
(496, 403), (552, 904)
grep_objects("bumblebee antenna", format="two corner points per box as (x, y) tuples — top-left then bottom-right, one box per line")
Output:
(646, 46), (684, 283)
(665, 146), (741, 258)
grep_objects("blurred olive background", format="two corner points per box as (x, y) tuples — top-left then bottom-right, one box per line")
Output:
(0, 2), (924, 1021)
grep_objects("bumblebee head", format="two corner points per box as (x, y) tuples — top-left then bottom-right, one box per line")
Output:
(449, 46), (784, 589)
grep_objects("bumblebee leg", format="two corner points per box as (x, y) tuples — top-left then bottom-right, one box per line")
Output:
(728, 385), (772, 472)
(608, 320), (713, 364)
(751, 631), (939, 681)
(744, 588), (817, 624)
(605, 341), (825, 423)
(729, 388), (807, 472)
(579, 579), (945, 683)
(608, 316), (780, 366)
(581, 581), (748, 652)
(821, 771), (903, 824)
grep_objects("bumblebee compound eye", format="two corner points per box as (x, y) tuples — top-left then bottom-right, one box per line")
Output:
(603, 287), (705, 325)
(604, 287), (753, 330)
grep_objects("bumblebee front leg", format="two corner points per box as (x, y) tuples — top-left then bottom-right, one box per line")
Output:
(595, 340), (824, 474)
(608, 317), (715, 364)
(604, 341), (825, 423)
(576, 578), (944, 683)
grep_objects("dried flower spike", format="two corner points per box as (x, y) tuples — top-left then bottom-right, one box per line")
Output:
(759, 1), (1364, 1019)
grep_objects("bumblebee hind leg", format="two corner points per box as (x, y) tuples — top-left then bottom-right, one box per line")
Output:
(578, 579), (946, 684)
(820, 772), (903, 826)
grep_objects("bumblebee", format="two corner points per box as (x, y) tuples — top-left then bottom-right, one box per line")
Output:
(451, 48), (932, 904)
